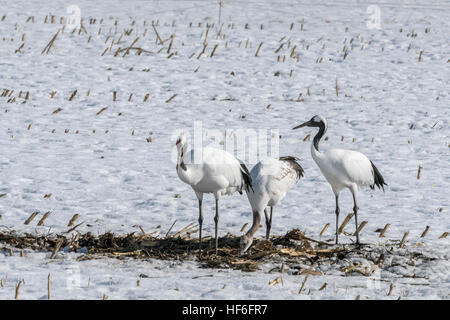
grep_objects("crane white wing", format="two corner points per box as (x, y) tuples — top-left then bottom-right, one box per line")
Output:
(248, 157), (301, 209)
(183, 147), (245, 196)
(325, 149), (374, 189)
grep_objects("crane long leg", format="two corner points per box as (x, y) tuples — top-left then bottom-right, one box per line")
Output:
(335, 194), (340, 244)
(352, 193), (360, 244)
(264, 208), (273, 240)
(198, 199), (203, 260)
(269, 206), (273, 239)
(214, 198), (219, 255)
(264, 209), (269, 239)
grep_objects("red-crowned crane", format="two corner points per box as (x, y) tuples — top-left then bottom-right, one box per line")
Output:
(293, 115), (387, 244)
(175, 134), (252, 259)
(240, 156), (304, 254)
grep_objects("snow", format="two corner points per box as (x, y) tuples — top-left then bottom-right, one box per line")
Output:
(0, 0), (449, 299)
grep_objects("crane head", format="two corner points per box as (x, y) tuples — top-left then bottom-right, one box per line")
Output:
(175, 134), (188, 160)
(239, 234), (253, 255)
(293, 115), (327, 130)
(175, 134), (187, 148)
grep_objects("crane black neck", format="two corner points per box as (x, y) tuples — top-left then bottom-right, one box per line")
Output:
(313, 122), (326, 151)
(177, 148), (187, 171)
(177, 161), (187, 171)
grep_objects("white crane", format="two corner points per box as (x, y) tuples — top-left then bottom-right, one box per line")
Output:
(293, 115), (387, 244)
(240, 156), (304, 254)
(175, 134), (252, 258)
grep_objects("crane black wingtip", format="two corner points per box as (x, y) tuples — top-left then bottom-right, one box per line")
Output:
(370, 160), (387, 191)
(238, 160), (253, 192)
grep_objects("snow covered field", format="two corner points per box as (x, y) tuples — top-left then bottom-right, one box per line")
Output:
(0, 0), (449, 299)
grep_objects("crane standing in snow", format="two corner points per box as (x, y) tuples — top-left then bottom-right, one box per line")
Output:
(175, 134), (252, 259)
(293, 115), (387, 244)
(240, 156), (304, 254)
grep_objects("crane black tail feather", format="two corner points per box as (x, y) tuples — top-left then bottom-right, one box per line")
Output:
(370, 160), (387, 191)
(279, 156), (305, 179)
(238, 160), (253, 192)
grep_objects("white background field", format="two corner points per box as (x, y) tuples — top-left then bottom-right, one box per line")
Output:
(0, 0), (448, 299)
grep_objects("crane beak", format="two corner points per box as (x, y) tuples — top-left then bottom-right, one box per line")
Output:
(292, 120), (311, 130)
